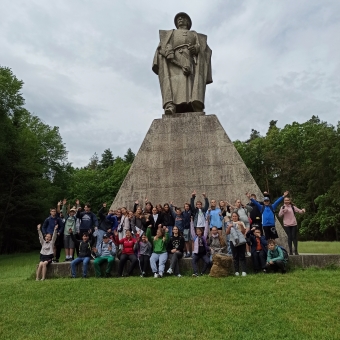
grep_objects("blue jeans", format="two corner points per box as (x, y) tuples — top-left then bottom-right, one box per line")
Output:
(166, 226), (173, 237)
(95, 229), (105, 248)
(150, 252), (168, 275)
(71, 257), (90, 277)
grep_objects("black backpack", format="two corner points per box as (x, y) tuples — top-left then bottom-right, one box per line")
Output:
(279, 246), (289, 262)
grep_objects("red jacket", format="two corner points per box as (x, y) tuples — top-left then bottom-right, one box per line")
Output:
(115, 236), (136, 255)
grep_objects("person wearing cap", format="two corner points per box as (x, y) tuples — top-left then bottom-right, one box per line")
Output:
(246, 191), (289, 240)
(61, 200), (77, 261)
(152, 12), (212, 115)
(93, 233), (116, 278)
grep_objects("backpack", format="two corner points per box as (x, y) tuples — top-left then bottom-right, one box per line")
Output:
(279, 246), (289, 262)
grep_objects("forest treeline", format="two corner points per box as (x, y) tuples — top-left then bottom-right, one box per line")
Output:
(1, 67), (339, 253)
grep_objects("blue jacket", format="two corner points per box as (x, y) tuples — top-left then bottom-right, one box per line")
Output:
(246, 230), (268, 254)
(76, 210), (98, 232)
(250, 197), (284, 227)
(106, 214), (118, 231)
(170, 206), (185, 232)
(206, 208), (223, 229)
(42, 216), (63, 235)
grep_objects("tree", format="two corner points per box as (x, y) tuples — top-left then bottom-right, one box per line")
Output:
(99, 149), (114, 169)
(124, 148), (135, 164)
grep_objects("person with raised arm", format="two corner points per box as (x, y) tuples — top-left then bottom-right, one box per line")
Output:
(246, 191), (289, 240)
(279, 197), (305, 255)
(190, 217), (211, 277)
(147, 225), (170, 278)
(190, 190), (209, 229)
(206, 199), (224, 236)
(226, 212), (247, 276)
(36, 224), (58, 281)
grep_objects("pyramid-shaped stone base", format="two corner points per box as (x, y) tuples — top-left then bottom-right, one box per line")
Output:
(111, 112), (287, 245)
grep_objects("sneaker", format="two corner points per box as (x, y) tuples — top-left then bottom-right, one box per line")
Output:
(140, 274), (144, 278)
(242, 272), (247, 277)
(91, 253), (96, 260)
(154, 273), (158, 278)
(295, 252), (299, 256)
(246, 252), (251, 257)
(235, 272), (240, 276)
(52, 258), (57, 263)
(158, 273), (163, 278)
(177, 274), (182, 278)
(167, 268), (173, 275)
(262, 269), (267, 273)
(36, 278), (40, 281)
(187, 253), (192, 258)
(55, 259), (59, 263)
(192, 273), (198, 277)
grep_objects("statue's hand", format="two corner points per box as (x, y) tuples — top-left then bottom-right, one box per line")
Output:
(182, 66), (191, 76)
(188, 45), (197, 55)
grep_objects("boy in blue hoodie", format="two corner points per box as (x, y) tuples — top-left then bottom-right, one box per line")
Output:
(246, 191), (289, 240)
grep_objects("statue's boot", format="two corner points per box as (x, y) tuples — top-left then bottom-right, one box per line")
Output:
(192, 101), (204, 112)
(164, 102), (176, 115)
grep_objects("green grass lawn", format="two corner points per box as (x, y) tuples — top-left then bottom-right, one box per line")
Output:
(1, 252), (340, 340)
(299, 241), (340, 254)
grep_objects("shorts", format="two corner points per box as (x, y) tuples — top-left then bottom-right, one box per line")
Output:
(183, 229), (191, 242)
(64, 235), (75, 249)
(39, 254), (53, 264)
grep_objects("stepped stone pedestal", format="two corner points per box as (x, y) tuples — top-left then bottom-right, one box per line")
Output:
(111, 112), (288, 246)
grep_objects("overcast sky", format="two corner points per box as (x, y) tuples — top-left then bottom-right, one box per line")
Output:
(1, 0), (339, 167)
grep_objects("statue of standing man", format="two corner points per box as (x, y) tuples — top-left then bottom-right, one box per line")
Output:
(152, 13), (213, 115)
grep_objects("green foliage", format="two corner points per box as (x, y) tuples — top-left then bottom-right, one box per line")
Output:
(124, 147), (135, 164)
(235, 116), (340, 240)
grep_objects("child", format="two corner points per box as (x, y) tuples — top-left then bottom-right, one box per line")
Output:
(70, 230), (93, 278)
(93, 233), (116, 278)
(246, 227), (268, 273)
(147, 225), (169, 278)
(190, 218), (211, 277)
(62, 203), (77, 261)
(166, 226), (185, 277)
(206, 199), (224, 236)
(226, 212), (247, 276)
(279, 197), (305, 255)
(36, 224), (58, 281)
(266, 239), (287, 273)
(182, 202), (192, 258)
(134, 234), (152, 277)
(209, 226), (226, 262)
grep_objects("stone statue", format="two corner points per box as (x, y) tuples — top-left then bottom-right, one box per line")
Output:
(152, 12), (213, 115)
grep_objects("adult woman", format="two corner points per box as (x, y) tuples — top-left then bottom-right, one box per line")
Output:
(114, 229), (138, 277)
(162, 203), (175, 237)
(233, 199), (252, 256)
(226, 212), (247, 276)
(147, 225), (169, 278)
(166, 226), (185, 277)
(279, 197), (305, 255)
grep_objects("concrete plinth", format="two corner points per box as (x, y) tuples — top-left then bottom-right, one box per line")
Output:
(111, 112), (287, 246)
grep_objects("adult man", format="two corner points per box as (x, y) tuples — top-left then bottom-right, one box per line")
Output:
(152, 12), (212, 114)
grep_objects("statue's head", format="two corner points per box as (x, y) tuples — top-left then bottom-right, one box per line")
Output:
(174, 12), (192, 30)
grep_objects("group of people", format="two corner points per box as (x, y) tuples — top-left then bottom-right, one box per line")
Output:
(35, 190), (306, 280)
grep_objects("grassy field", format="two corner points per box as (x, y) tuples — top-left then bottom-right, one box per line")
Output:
(1, 252), (340, 339)
(299, 241), (340, 254)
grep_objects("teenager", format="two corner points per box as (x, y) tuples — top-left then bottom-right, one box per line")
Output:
(161, 203), (175, 237)
(147, 225), (169, 278)
(246, 227), (268, 273)
(61, 202), (77, 261)
(182, 202), (192, 257)
(70, 230), (93, 278)
(76, 201), (98, 239)
(117, 207), (130, 242)
(190, 218), (211, 277)
(190, 190), (209, 228)
(166, 226), (185, 277)
(96, 203), (114, 248)
(226, 212), (247, 276)
(208, 226), (226, 262)
(247, 191), (289, 240)
(147, 207), (163, 236)
(131, 206), (148, 234)
(266, 239), (287, 273)
(36, 224), (58, 281)
(114, 229), (138, 277)
(248, 194), (262, 231)
(206, 199), (224, 236)
(279, 197), (305, 255)
(134, 233), (152, 277)
(93, 233), (116, 278)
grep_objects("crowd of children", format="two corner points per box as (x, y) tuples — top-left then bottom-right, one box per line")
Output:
(36, 190), (306, 280)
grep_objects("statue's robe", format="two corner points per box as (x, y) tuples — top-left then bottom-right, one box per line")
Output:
(152, 29), (212, 112)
